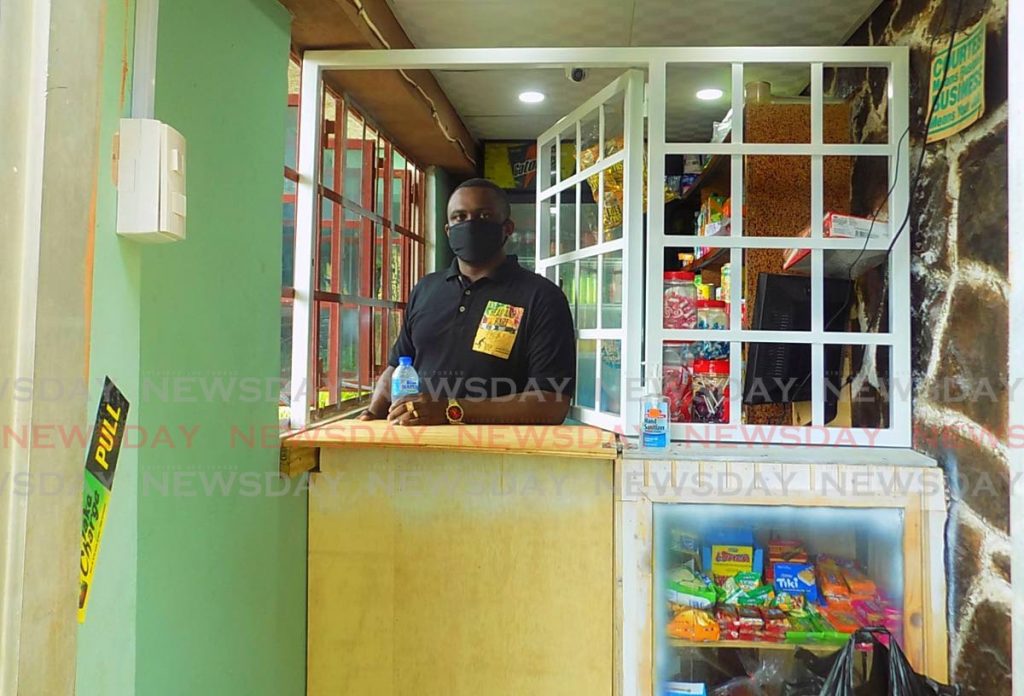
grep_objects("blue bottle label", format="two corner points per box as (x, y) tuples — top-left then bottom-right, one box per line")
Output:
(641, 398), (669, 448)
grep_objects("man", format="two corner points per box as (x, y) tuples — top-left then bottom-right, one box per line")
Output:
(359, 178), (576, 426)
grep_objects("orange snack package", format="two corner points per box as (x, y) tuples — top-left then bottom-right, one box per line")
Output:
(816, 559), (850, 602)
(840, 564), (878, 598)
(820, 601), (860, 633)
(667, 607), (721, 642)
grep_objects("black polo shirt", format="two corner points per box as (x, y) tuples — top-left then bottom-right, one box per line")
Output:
(387, 255), (576, 400)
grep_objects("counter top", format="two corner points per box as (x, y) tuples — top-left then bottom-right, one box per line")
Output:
(280, 421), (619, 475)
(622, 442), (937, 467)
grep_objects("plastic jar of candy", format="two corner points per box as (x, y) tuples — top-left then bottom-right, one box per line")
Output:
(691, 359), (730, 424)
(662, 342), (693, 423)
(663, 271), (697, 329)
(695, 299), (729, 360)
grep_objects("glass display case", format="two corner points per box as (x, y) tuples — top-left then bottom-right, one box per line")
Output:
(616, 448), (949, 696)
(654, 504), (905, 694)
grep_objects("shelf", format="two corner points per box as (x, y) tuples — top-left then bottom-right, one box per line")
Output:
(668, 638), (842, 653)
(677, 155), (730, 207)
(681, 247), (729, 273)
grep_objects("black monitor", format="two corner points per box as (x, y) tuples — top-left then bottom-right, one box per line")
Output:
(742, 273), (853, 423)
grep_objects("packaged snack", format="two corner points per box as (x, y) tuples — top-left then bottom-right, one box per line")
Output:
(771, 591), (806, 613)
(735, 585), (775, 607)
(765, 539), (808, 582)
(702, 530), (764, 584)
(820, 602), (860, 634)
(816, 559), (850, 602)
(839, 564), (878, 598)
(667, 607), (721, 642)
(773, 562), (820, 604)
(761, 607), (791, 634)
(708, 545), (755, 583)
(736, 606), (763, 629)
(734, 571), (762, 592)
(667, 561), (717, 609)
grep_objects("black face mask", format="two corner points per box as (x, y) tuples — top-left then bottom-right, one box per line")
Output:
(447, 219), (508, 264)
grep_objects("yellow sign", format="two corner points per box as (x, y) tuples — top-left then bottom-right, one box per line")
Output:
(927, 21), (986, 143)
(472, 301), (524, 359)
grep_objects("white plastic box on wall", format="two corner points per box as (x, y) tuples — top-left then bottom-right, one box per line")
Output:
(116, 118), (187, 242)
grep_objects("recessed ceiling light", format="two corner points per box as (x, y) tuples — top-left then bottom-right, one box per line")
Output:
(519, 90), (545, 104)
(696, 88), (724, 101)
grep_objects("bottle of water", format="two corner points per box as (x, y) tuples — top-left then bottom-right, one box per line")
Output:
(391, 356), (420, 402)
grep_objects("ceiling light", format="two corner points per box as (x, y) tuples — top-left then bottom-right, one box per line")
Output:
(696, 88), (724, 101)
(519, 90), (545, 104)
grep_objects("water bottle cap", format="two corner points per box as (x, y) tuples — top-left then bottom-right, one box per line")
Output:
(398, 356), (413, 366)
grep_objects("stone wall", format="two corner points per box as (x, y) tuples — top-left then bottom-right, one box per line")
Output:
(846, 0), (1010, 692)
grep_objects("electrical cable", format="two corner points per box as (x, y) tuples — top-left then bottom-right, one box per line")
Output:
(788, 0), (964, 413)
(347, 0), (478, 168)
(862, 0), (966, 334)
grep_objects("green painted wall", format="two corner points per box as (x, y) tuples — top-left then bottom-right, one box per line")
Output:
(76, 0), (140, 694)
(134, 1), (306, 694)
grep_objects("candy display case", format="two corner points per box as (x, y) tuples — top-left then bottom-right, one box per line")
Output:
(616, 445), (949, 696)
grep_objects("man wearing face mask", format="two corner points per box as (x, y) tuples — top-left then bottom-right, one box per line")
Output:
(359, 178), (576, 426)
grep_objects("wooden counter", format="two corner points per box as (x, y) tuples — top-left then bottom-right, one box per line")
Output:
(291, 422), (618, 696)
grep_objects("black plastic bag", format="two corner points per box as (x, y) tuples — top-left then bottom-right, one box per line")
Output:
(818, 628), (961, 696)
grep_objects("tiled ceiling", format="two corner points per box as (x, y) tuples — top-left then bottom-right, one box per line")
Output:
(385, 0), (881, 141)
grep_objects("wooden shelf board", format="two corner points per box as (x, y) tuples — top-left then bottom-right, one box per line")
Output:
(668, 638), (842, 653)
(682, 247), (729, 273)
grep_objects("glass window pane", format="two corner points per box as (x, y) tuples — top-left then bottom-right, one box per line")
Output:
(600, 162), (624, 241)
(538, 198), (556, 259)
(580, 178), (599, 249)
(540, 139), (557, 190)
(376, 139), (387, 214)
(284, 104), (298, 171)
(389, 229), (403, 302)
(600, 339), (621, 415)
(338, 305), (359, 396)
(603, 93), (624, 156)
(373, 222), (384, 300)
(579, 108), (600, 167)
(578, 257), (598, 330)
(315, 302), (337, 408)
(282, 192), (295, 289)
(392, 153), (406, 226)
(340, 213), (366, 297)
(559, 124), (577, 181)
(280, 298), (293, 406)
(558, 262), (577, 322)
(744, 64), (812, 144)
(372, 306), (385, 371)
(576, 339), (597, 409)
(346, 111), (366, 203)
(559, 186), (577, 255)
(601, 251), (622, 329)
(318, 200), (338, 292)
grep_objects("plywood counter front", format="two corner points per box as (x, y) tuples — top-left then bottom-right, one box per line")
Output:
(287, 421), (619, 696)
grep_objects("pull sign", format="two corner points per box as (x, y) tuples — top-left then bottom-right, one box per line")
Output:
(78, 377), (130, 623)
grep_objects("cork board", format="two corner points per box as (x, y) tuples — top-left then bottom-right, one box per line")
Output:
(742, 102), (852, 425)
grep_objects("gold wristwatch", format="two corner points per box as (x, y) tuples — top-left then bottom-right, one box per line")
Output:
(445, 398), (465, 425)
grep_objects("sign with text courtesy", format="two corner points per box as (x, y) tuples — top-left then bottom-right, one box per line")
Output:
(927, 20), (986, 143)
(78, 377), (130, 623)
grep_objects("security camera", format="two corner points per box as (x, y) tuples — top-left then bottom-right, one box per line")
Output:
(565, 66), (588, 83)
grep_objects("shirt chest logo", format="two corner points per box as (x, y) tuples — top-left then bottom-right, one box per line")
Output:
(472, 300), (524, 360)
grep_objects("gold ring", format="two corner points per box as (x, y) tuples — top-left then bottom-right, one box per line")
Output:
(405, 401), (415, 413)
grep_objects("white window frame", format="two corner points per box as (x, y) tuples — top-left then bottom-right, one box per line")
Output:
(535, 70), (645, 433)
(291, 47), (910, 448)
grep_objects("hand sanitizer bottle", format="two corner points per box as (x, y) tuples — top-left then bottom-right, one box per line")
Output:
(641, 373), (671, 449)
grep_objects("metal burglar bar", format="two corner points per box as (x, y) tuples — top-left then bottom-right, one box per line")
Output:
(294, 47), (910, 447)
